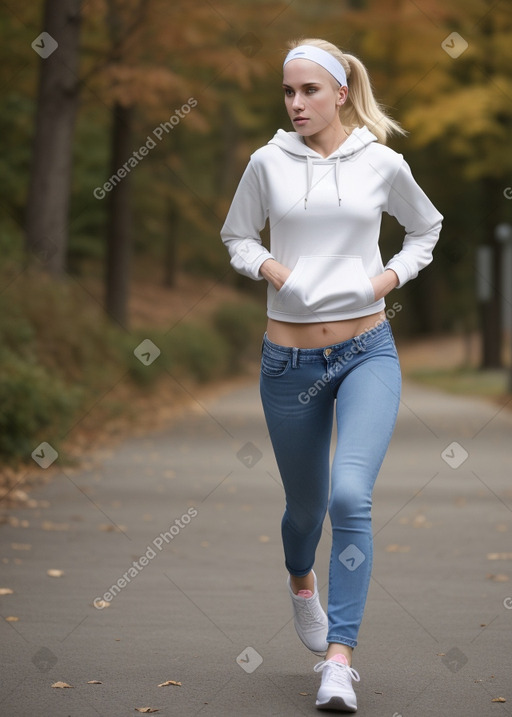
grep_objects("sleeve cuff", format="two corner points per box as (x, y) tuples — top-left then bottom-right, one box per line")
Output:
(384, 259), (411, 289)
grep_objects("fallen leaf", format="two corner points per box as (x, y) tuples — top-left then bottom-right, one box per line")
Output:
(385, 544), (411, 553)
(11, 543), (31, 551)
(486, 573), (509, 582)
(135, 709), (160, 713)
(87, 680), (102, 684)
(258, 535), (270, 543)
(0, 588), (14, 595)
(42, 521), (70, 531)
(437, 653), (446, 656)
(5, 616), (19, 622)
(491, 697), (506, 703)
(487, 553), (512, 560)
(47, 569), (64, 578)
(299, 692), (310, 696)
(98, 524), (127, 532)
(93, 600), (110, 609)
(158, 680), (181, 687)
(51, 681), (73, 688)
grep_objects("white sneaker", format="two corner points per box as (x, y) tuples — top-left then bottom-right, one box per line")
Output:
(287, 570), (328, 656)
(314, 654), (360, 712)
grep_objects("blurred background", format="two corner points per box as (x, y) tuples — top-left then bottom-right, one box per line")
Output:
(1, 0), (511, 473)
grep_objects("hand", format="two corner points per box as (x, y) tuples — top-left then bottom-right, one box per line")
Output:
(259, 259), (292, 291)
(370, 269), (399, 302)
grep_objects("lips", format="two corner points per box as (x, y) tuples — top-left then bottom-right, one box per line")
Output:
(293, 117), (309, 124)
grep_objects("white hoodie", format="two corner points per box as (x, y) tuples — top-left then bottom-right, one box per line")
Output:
(221, 126), (443, 323)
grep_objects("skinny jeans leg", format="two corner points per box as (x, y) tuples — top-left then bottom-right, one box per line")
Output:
(259, 321), (401, 648)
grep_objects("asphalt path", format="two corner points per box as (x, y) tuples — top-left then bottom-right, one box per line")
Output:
(1, 377), (511, 716)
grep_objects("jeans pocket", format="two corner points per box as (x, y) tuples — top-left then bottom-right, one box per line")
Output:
(261, 350), (291, 377)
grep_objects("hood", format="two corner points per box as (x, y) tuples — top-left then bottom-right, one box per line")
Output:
(268, 126), (377, 208)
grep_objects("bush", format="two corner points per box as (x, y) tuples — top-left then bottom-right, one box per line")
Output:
(0, 272), (263, 462)
(0, 353), (82, 461)
(212, 300), (266, 370)
(127, 322), (231, 385)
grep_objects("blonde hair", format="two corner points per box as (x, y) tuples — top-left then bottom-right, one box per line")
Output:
(286, 38), (405, 144)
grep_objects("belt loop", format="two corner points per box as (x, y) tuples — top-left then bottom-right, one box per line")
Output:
(352, 335), (365, 352)
(292, 347), (299, 368)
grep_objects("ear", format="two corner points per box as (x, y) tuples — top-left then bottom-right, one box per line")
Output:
(336, 86), (349, 107)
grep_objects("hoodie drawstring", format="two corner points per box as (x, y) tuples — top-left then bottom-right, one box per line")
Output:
(305, 155), (313, 210)
(335, 156), (342, 206)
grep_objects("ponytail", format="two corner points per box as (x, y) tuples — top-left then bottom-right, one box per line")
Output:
(287, 39), (406, 144)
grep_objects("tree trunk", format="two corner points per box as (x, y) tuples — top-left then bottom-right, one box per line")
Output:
(163, 201), (179, 288)
(25, 0), (82, 274)
(480, 176), (503, 368)
(105, 102), (133, 328)
(216, 100), (239, 197)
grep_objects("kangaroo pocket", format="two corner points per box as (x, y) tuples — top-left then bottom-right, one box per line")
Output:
(272, 255), (375, 317)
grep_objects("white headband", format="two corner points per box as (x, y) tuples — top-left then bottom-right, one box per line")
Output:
(283, 45), (348, 87)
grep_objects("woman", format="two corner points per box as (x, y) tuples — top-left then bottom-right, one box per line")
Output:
(221, 38), (442, 712)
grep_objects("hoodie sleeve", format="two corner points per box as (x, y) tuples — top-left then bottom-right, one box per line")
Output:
(220, 160), (274, 281)
(383, 159), (443, 288)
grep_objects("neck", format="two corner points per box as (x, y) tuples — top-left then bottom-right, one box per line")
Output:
(304, 121), (349, 158)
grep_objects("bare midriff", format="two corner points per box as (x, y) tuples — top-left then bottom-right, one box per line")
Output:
(266, 310), (387, 349)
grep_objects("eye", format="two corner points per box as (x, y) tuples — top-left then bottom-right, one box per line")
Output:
(307, 87), (318, 94)
(284, 88), (294, 96)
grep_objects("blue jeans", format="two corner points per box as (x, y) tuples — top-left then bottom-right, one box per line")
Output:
(260, 320), (401, 648)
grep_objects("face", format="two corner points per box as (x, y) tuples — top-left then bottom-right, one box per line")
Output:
(282, 59), (347, 137)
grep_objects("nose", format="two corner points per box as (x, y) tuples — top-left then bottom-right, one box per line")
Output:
(292, 92), (304, 111)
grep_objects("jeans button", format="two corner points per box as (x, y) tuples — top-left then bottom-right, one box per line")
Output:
(324, 348), (332, 357)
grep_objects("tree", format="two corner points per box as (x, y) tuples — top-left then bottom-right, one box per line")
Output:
(25, 0), (82, 275)
(81, 0), (281, 323)
(397, 0), (512, 365)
